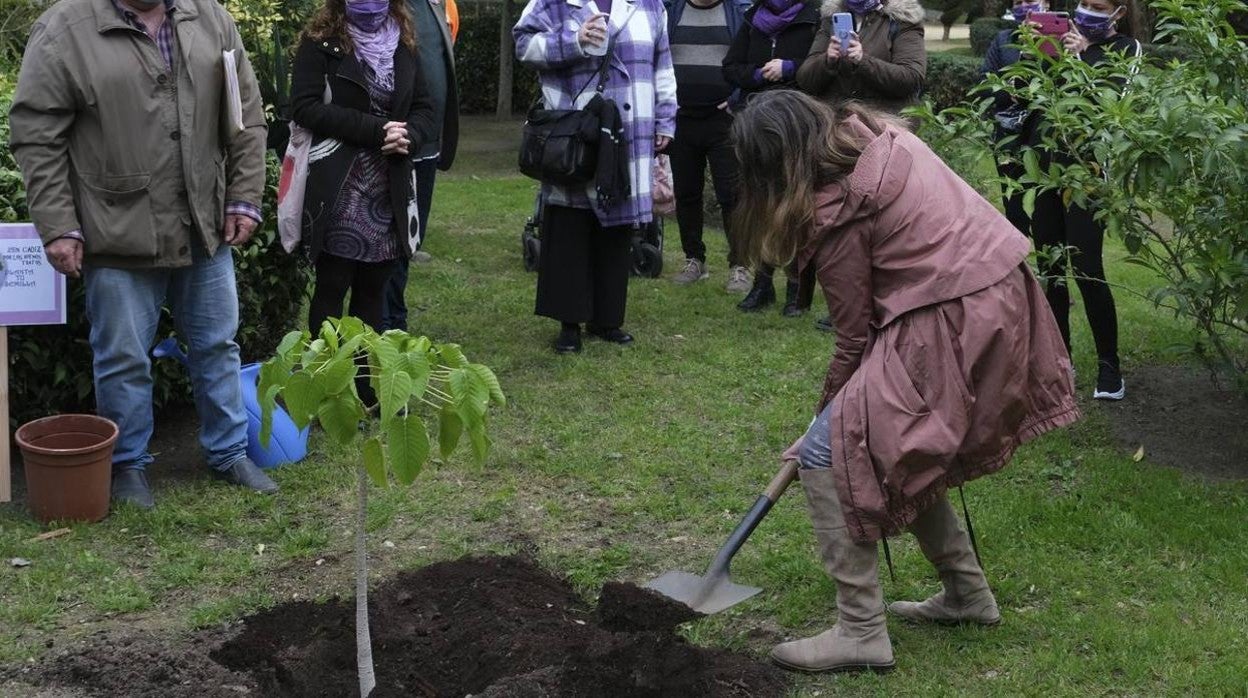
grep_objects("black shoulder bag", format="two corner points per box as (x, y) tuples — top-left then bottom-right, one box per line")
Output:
(518, 41), (615, 185)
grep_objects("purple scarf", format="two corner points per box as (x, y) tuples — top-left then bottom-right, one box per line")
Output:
(347, 15), (400, 90)
(751, 0), (803, 36)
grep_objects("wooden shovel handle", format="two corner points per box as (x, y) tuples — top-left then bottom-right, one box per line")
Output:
(763, 459), (800, 503)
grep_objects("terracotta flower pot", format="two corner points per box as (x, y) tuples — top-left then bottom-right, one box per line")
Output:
(15, 414), (118, 524)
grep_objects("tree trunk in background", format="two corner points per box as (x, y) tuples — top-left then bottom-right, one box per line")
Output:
(497, 0), (515, 119)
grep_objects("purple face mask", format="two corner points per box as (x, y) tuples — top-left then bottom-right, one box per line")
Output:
(1073, 6), (1120, 40)
(1011, 2), (1042, 22)
(346, 0), (390, 32)
(846, 0), (880, 15)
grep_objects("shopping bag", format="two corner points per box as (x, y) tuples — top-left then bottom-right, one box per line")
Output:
(276, 122), (311, 254)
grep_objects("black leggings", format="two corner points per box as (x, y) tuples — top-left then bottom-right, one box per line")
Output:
(1029, 189), (1119, 367)
(309, 253), (398, 333)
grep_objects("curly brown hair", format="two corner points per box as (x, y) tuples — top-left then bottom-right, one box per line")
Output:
(303, 0), (416, 52)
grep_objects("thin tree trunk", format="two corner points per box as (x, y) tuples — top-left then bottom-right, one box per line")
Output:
(497, 0), (515, 119)
(356, 464), (376, 697)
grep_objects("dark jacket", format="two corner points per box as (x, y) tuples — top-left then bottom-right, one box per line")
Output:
(796, 0), (926, 115)
(290, 35), (437, 261)
(722, 0), (821, 100)
(409, 0), (459, 170)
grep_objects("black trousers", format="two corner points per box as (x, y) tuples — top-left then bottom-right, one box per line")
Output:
(668, 111), (740, 266)
(309, 253), (398, 333)
(1030, 189), (1120, 366)
(535, 204), (631, 328)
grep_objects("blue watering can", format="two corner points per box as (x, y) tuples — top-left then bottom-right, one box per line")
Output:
(152, 337), (309, 469)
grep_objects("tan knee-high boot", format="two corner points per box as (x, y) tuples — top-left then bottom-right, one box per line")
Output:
(888, 495), (1001, 625)
(770, 468), (895, 673)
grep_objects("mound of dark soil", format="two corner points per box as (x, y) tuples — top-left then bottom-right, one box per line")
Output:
(14, 555), (786, 698)
(1101, 364), (1248, 480)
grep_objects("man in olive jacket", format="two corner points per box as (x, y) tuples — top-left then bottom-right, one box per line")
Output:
(10, 0), (276, 508)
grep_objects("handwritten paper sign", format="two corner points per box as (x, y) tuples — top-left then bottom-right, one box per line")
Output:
(0, 223), (65, 327)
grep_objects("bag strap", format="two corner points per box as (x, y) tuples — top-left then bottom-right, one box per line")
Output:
(571, 35), (617, 103)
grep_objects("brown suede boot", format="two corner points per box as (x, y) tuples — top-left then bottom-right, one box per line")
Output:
(770, 468), (895, 674)
(888, 496), (1001, 626)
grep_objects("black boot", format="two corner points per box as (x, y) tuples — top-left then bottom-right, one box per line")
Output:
(781, 280), (805, 317)
(554, 322), (582, 354)
(738, 273), (775, 312)
(111, 469), (155, 509)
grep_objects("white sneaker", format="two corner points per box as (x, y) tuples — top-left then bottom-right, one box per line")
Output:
(725, 265), (752, 294)
(672, 258), (709, 284)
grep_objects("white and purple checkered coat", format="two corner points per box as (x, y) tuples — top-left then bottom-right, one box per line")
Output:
(515, 0), (678, 227)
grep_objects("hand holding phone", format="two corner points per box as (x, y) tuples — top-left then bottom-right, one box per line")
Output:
(580, 12), (609, 56)
(1028, 11), (1069, 57)
(832, 12), (854, 51)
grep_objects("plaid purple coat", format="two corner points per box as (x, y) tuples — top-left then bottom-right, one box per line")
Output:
(515, 0), (678, 227)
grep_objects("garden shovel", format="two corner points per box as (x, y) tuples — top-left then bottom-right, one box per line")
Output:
(644, 459), (800, 615)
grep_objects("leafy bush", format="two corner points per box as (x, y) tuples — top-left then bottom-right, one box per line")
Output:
(923, 51), (984, 113)
(970, 17), (1014, 56)
(918, 0), (1248, 393)
(455, 0), (540, 114)
(2, 12), (312, 428)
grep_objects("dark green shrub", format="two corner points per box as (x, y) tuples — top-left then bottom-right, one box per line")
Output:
(456, 0), (540, 114)
(924, 51), (985, 112)
(970, 17), (1014, 56)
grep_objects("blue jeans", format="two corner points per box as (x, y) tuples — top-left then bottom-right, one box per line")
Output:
(84, 245), (247, 473)
(798, 401), (835, 470)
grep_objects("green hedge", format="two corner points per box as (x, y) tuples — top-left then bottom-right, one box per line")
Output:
(970, 17), (1015, 56)
(456, 1), (540, 114)
(924, 51), (985, 112)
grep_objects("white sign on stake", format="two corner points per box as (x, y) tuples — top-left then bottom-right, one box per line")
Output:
(0, 223), (69, 503)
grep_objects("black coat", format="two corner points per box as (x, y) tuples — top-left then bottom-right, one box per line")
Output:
(722, 1), (821, 99)
(290, 35), (437, 261)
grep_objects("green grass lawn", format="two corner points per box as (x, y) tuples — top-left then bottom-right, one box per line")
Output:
(2, 117), (1246, 696)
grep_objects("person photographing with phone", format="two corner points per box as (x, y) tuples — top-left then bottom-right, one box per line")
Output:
(984, 0), (1141, 400)
(796, 0), (925, 117)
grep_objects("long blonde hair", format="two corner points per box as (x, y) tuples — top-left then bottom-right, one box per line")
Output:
(731, 91), (896, 268)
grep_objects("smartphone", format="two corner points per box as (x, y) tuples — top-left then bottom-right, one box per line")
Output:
(1029, 11), (1069, 57)
(831, 12), (854, 50)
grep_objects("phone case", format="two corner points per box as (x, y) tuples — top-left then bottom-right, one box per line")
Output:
(1029, 12), (1069, 57)
(832, 13), (854, 48)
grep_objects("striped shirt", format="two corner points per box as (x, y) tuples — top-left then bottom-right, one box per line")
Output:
(670, 0), (734, 117)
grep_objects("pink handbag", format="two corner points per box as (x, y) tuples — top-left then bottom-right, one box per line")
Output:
(652, 154), (675, 217)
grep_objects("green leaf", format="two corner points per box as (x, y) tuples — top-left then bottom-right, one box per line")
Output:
(438, 406), (463, 459)
(363, 436), (387, 487)
(466, 420), (491, 467)
(283, 371), (324, 430)
(317, 394), (364, 446)
(321, 357), (357, 396)
(276, 331), (304, 361)
(468, 364), (505, 406)
(1022, 189), (1037, 218)
(259, 385), (281, 448)
(337, 315), (367, 339)
(437, 343), (469, 369)
(404, 351), (431, 401)
(372, 338), (400, 372)
(378, 369), (414, 420)
(388, 413), (429, 486)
